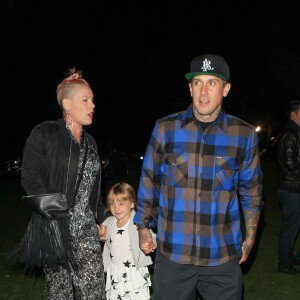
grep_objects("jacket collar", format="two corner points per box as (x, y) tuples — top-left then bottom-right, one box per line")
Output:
(57, 118), (97, 152)
(288, 119), (300, 131)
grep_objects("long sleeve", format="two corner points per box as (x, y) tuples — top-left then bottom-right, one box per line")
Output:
(238, 128), (263, 211)
(21, 124), (48, 195)
(134, 122), (163, 228)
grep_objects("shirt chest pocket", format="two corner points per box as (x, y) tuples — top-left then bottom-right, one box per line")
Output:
(214, 156), (239, 191)
(163, 153), (188, 188)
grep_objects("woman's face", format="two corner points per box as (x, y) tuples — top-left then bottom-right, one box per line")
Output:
(67, 84), (95, 127)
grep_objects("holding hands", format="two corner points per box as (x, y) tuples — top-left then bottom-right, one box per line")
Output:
(138, 228), (156, 255)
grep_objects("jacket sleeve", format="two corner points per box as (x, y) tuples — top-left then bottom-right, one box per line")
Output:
(21, 124), (49, 195)
(283, 130), (300, 177)
(101, 216), (114, 272)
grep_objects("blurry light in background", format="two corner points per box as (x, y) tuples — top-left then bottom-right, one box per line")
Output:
(255, 126), (261, 132)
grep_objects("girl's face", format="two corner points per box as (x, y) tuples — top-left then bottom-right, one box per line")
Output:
(109, 199), (134, 224)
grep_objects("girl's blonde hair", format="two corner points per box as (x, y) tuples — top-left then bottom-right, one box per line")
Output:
(106, 182), (136, 213)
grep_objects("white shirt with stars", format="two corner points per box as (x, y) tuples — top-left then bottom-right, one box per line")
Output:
(109, 220), (134, 268)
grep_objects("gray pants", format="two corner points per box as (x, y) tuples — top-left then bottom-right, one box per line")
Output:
(153, 250), (242, 300)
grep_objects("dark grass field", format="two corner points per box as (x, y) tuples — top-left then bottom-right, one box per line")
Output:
(0, 157), (300, 299)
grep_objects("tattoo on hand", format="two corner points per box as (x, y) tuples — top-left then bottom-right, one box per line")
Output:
(242, 241), (251, 256)
(139, 229), (150, 243)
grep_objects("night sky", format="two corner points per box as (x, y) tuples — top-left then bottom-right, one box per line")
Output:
(1, 1), (300, 159)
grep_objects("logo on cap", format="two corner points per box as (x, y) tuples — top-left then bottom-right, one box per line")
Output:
(185, 54), (230, 82)
(201, 58), (214, 72)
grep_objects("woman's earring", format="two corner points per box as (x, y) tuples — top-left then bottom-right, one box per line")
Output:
(64, 112), (74, 130)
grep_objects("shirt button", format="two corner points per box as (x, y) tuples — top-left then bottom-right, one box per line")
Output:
(203, 135), (206, 140)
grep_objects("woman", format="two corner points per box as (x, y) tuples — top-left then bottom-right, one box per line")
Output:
(21, 68), (106, 299)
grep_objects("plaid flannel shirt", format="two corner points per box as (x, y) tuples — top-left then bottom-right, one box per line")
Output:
(134, 105), (263, 266)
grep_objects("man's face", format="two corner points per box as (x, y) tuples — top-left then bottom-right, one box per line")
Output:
(292, 107), (300, 127)
(189, 75), (231, 122)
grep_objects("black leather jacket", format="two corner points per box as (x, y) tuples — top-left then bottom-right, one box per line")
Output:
(21, 118), (105, 223)
(277, 120), (300, 192)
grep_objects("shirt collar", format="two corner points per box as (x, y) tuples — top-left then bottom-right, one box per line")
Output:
(180, 104), (229, 133)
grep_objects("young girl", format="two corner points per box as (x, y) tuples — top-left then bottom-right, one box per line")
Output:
(100, 182), (156, 300)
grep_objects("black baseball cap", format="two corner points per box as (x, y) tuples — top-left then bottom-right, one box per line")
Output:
(185, 54), (230, 82)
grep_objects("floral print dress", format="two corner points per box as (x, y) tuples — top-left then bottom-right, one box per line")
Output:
(45, 130), (106, 300)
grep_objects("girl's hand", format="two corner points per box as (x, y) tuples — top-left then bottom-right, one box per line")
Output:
(97, 224), (108, 241)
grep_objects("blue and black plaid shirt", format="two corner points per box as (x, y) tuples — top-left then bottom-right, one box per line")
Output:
(134, 105), (263, 266)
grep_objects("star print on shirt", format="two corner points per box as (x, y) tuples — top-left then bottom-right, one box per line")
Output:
(110, 238), (113, 243)
(117, 229), (125, 235)
(117, 295), (122, 300)
(123, 260), (131, 268)
(122, 272), (127, 279)
(111, 279), (117, 288)
(110, 253), (113, 259)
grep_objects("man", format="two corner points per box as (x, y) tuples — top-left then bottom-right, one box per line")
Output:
(134, 54), (263, 300)
(277, 99), (300, 276)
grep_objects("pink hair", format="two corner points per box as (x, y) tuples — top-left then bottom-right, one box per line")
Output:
(56, 67), (90, 110)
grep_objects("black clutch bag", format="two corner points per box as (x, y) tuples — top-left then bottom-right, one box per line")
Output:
(21, 193), (68, 220)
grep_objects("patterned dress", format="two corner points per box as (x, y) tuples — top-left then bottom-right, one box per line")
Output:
(105, 220), (151, 300)
(44, 130), (106, 300)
